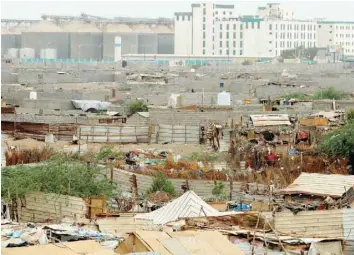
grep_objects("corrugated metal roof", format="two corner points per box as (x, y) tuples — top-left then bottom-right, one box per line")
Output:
(137, 112), (149, 118)
(343, 208), (354, 241)
(135, 191), (220, 225)
(150, 25), (173, 34)
(63, 22), (101, 33)
(1, 28), (12, 35)
(277, 173), (354, 198)
(8, 25), (27, 35)
(132, 24), (154, 33)
(250, 114), (291, 127)
(275, 209), (343, 238)
(26, 20), (63, 33)
(104, 24), (134, 33)
(274, 208), (354, 239)
(135, 231), (244, 255)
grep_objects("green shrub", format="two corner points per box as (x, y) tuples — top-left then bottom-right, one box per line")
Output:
(212, 182), (225, 196)
(97, 145), (123, 161)
(147, 172), (176, 197)
(319, 121), (354, 156)
(1, 155), (117, 202)
(346, 109), (354, 120)
(312, 87), (346, 100)
(128, 100), (148, 115)
(283, 92), (307, 100)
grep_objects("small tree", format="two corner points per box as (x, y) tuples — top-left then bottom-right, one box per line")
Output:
(212, 182), (225, 196)
(147, 172), (176, 197)
(128, 100), (148, 115)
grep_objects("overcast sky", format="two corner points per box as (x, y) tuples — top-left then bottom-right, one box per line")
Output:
(2, 1), (354, 21)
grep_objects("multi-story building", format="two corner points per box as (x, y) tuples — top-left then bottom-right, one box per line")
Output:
(317, 21), (354, 56)
(174, 2), (354, 58)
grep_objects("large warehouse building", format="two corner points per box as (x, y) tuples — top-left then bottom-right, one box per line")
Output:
(1, 14), (174, 61)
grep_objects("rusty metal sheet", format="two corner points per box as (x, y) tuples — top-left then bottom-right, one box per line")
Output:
(299, 118), (329, 127)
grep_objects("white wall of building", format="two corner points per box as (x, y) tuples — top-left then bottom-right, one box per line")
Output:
(174, 12), (192, 55)
(267, 20), (317, 57)
(192, 4), (203, 55)
(214, 19), (242, 56)
(242, 19), (271, 57)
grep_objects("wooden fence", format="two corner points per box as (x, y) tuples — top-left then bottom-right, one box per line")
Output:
(152, 124), (200, 144)
(78, 125), (149, 143)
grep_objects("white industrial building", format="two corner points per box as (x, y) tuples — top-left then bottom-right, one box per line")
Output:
(174, 2), (354, 58)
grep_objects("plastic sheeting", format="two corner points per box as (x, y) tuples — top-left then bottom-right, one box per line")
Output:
(72, 100), (111, 112)
(217, 91), (231, 106)
(308, 241), (342, 255)
(168, 94), (181, 108)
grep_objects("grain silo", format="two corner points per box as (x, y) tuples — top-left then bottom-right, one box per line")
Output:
(151, 25), (175, 54)
(1, 28), (21, 57)
(21, 20), (69, 59)
(103, 24), (138, 60)
(134, 25), (158, 54)
(63, 22), (103, 60)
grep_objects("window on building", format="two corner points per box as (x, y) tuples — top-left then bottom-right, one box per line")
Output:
(227, 24), (229, 30)
(290, 24), (292, 30)
(203, 49), (205, 55)
(226, 32), (229, 39)
(203, 41), (206, 48)
(252, 22), (254, 29)
(233, 32), (236, 39)
(203, 8), (206, 15)
(223, 11), (226, 15)
(318, 24), (321, 28)
(219, 49), (222, 55)
(257, 22), (260, 29)
(220, 24), (222, 30)
(188, 15), (191, 21)
(233, 41), (236, 47)
(182, 15), (185, 21)
(269, 41), (272, 44)
(233, 24), (236, 30)
(226, 41), (229, 48)
(220, 41), (222, 47)
(240, 41), (243, 48)
(215, 11), (218, 15)
(203, 32), (206, 39)
(203, 24), (206, 30)
(229, 12), (232, 15)
(240, 32), (243, 39)
(233, 49), (236, 55)
(275, 41), (277, 48)
(246, 22), (248, 29)
(240, 50), (243, 55)
(220, 32), (222, 38)
(240, 24), (243, 30)
(203, 17), (206, 22)
(226, 49), (229, 55)
(276, 24), (278, 30)
(269, 24), (272, 30)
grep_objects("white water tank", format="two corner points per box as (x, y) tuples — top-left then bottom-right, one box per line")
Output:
(217, 91), (231, 106)
(40, 48), (57, 59)
(29, 91), (37, 100)
(7, 48), (19, 58)
(20, 48), (35, 59)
